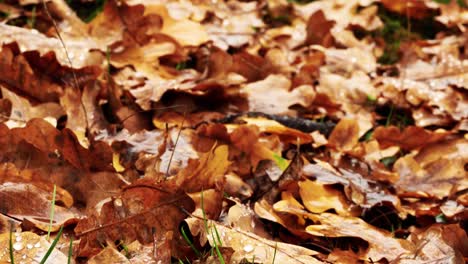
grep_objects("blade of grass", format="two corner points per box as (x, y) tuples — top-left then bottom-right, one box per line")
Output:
(40, 225), (64, 264)
(9, 225), (14, 264)
(27, 5), (36, 28)
(121, 241), (130, 258)
(272, 243), (277, 264)
(181, 226), (201, 257)
(200, 190), (225, 264)
(46, 184), (57, 241)
(67, 236), (73, 264)
(211, 230), (225, 264)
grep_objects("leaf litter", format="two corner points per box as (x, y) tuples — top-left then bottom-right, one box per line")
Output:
(0, 0), (466, 263)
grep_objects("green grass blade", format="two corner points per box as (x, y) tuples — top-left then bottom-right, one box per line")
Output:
(47, 184), (57, 241)
(9, 226), (14, 264)
(40, 225), (64, 264)
(67, 236), (73, 264)
(181, 226), (201, 257)
(212, 224), (222, 246)
(211, 231), (225, 264)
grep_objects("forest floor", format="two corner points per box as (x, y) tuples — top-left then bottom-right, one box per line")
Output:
(0, 0), (466, 263)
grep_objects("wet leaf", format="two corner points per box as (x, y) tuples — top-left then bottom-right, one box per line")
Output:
(0, 231), (68, 263)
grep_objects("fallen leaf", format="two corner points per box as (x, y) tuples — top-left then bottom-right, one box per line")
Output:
(374, 125), (450, 151)
(243, 74), (315, 115)
(328, 118), (360, 152)
(305, 212), (413, 262)
(1, 86), (64, 128)
(298, 179), (352, 216)
(0, 231), (68, 263)
(398, 224), (468, 263)
(186, 217), (323, 264)
(75, 179), (194, 257)
(393, 138), (468, 199)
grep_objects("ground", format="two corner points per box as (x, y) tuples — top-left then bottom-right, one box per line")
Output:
(0, 0), (466, 263)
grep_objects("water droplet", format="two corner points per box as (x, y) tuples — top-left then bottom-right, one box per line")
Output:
(22, 255), (27, 259)
(26, 244), (33, 249)
(15, 236), (22, 242)
(114, 198), (123, 207)
(13, 242), (23, 251)
(34, 242), (41, 248)
(243, 244), (254, 253)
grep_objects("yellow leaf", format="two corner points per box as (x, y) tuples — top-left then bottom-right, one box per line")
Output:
(112, 152), (125, 172)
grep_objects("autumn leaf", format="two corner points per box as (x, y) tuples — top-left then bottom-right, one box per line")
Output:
(0, 0), (467, 262)
(0, 232), (69, 263)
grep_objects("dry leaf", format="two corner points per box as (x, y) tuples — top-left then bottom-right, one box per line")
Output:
(186, 217), (323, 264)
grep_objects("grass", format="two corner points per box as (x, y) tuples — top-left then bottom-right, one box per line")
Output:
(68, 237), (73, 264)
(9, 185), (67, 263)
(9, 226), (14, 264)
(272, 243), (277, 264)
(200, 190), (225, 264)
(181, 225), (201, 257)
(40, 225), (64, 264)
(46, 184), (57, 241)
(26, 5), (36, 28)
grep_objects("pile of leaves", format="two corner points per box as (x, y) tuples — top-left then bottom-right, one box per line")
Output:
(0, 0), (466, 263)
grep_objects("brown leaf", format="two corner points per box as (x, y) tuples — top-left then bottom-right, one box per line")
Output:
(88, 247), (130, 264)
(1, 87), (64, 127)
(374, 126), (450, 151)
(381, 0), (435, 19)
(231, 52), (275, 82)
(328, 119), (360, 151)
(398, 224), (468, 263)
(186, 217), (323, 264)
(0, 23), (102, 68)
(306, 11), (335, 47)
(302, 163), (401, 210)
(304, 213), (413, 262)
(0, 180), (76, 231)
(75, 179), (194, 257)
(393, 138), (468, 199)
(298, 179), (352, 216)
(171, 144), (230, 192)
(243, 74), (315, 115)
(0, 44), (63, 102)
